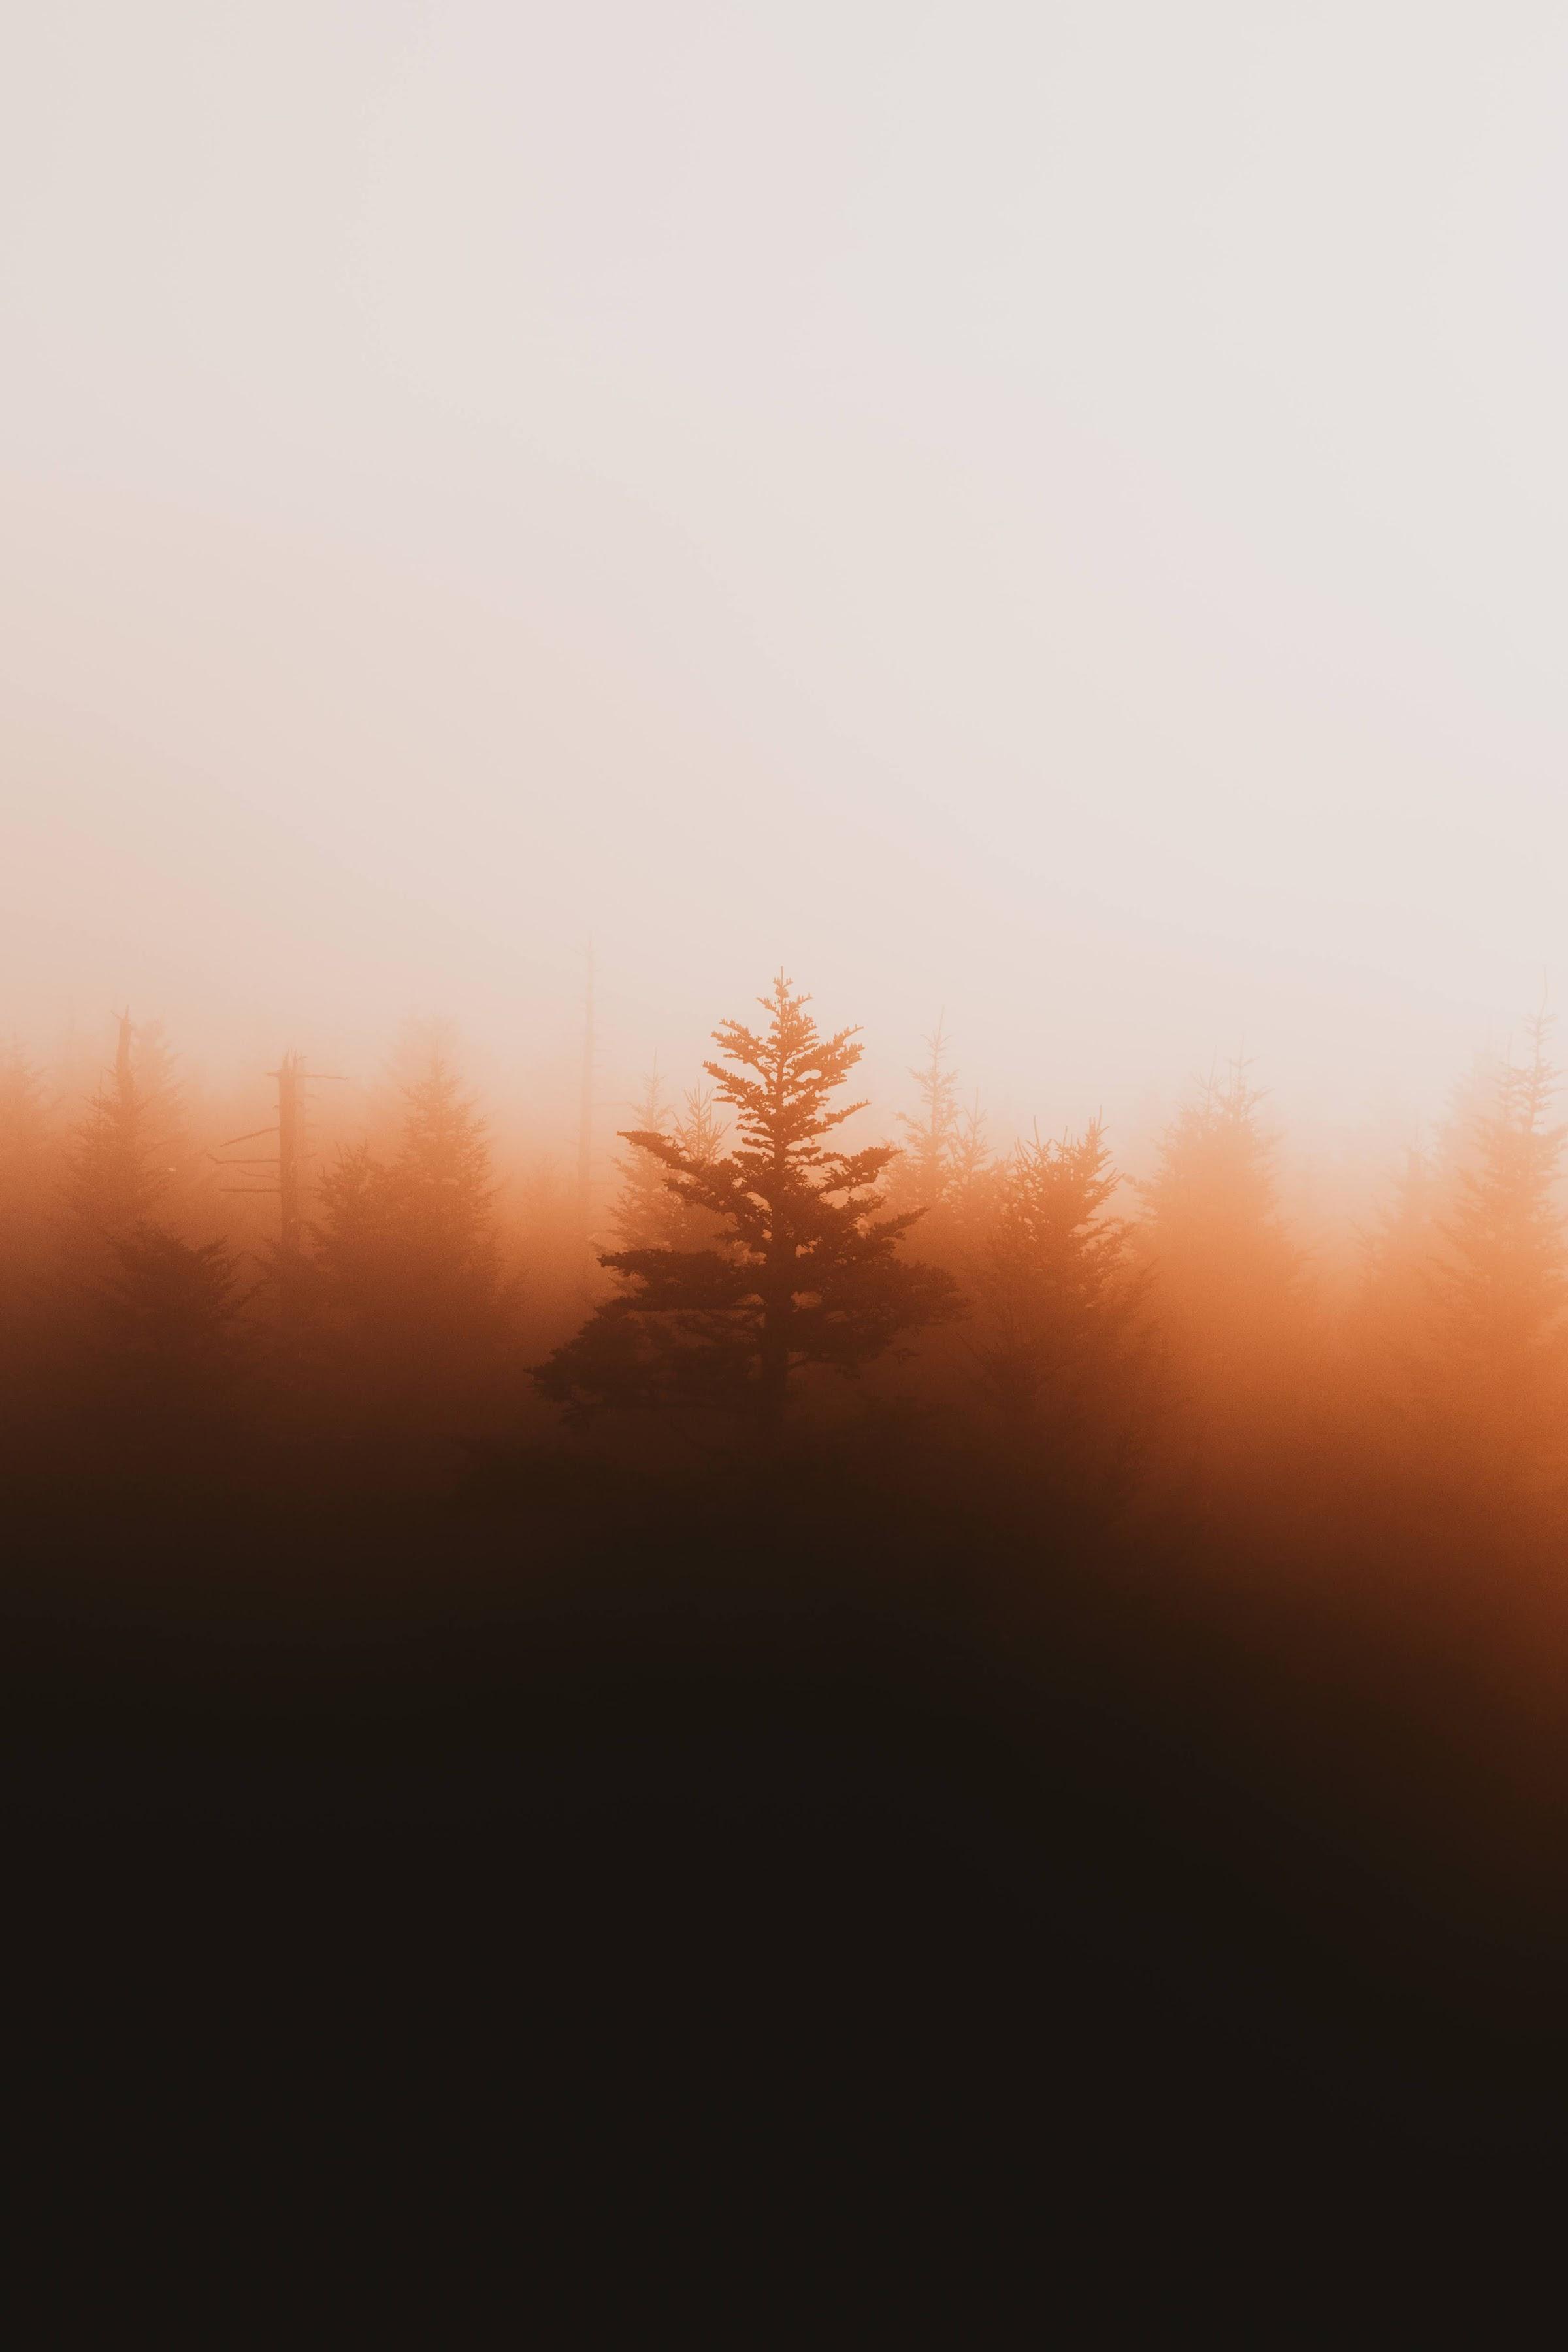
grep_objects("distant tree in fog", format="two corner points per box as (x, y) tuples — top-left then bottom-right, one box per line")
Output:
(0, 1038), (54, 1396)
(1134, 1058), (1301, 1417)
(897, 1018), (963, 1209)
(612, 1071), (726, 1253)
(1420, 1013), (1568, 1490)
(393, 1049), (502, 1308)
(310, 1039), (509, 1426)
(610, 1068), (672, 1250)
(1351, 1051), (1511, 1428)
(97, 1227), (251, 1418)
(0, 1037), (50, 1225)
(1352, 1144), (1436, 1397)
(537, 973), (958, 1428)
(129, 1017), (197, 1196)
(974, 1117), (1155, 1491)
(950, 1090), (992, 1215)
(67, 1013), (170, 1246)
(889, 1033), (997, 1278)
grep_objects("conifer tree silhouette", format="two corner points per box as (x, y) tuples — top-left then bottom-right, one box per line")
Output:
(129, 1017), (193, 1193)
(612, 1072), (726, 1252)
(0, 1035), (47, 1177)
(1421, 1013), (1568, 1496)
(312, 1141), (399, 1341)
(975, 1117), (1154, 1491)
(67, 1013), (169, 1247)
(897, 1017), (962, 1208)
(1134, 1057), (1300, 1429)
(1352, 1142), (1436, 1409)
(97, 1227), (251, 1412)
(950, 1090), (992, 1214)
(311, 1037), (507, 1427)
(537, 973), (957, 1428)
(611, 1068), (676, 1253)
(0, 1036), (50, 1241)
(393, 1048), (502, 1313)
(0, 1037), (53, 1399)
(1350, 1053), (1505, 1420)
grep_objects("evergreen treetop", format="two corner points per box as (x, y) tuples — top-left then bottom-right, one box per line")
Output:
(537, 973), (958, 1426)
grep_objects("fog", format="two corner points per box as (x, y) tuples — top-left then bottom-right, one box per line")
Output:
(7, 3), (1568, 1154)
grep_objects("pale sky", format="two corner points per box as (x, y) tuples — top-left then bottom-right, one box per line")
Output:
(5, 2), (1567, 1156)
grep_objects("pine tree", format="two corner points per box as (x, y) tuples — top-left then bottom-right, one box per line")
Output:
(0, 1037), (54, 1399)
(672, 1085), (725, 1176)
(974, 1117), (1154, 1489)
(537, 973), (958, 1428)
(393, 1047), (502, 1315)
(886, 1031), (996, 1306)
(1421, 1014), (1568, 1494)
(0, 1036), (50, 1238)
(97, 1228), (251, 1409)
(1134, 1057), (1300, 1431)
(310, 1039), (508, 1427)
(1352, 1143), (1436, 1405)
(896, 1017), (962, 1209)
(67, 1012), (169, 1249)
(612, 1069), (677, 1252)
(312, 1141), (404, 1348)
(612, 1071), (726, 1253)
(950, 1090), (992, 1215)
(131, 1017), (194, 1190)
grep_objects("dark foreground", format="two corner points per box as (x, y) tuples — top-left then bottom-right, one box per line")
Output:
(8, 1439), (1565, 2323)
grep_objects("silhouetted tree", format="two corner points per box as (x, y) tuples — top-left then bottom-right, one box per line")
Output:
(393, 1048), (502, 1313)
(97, 1226), (251, 1411)
(897, 1017), (962, 1209)
(1350, 1143), (1436, 1411)
(1418, 1014), (1568, 1500)
(612, 1071), (726, 1254)
(611, 1068), (673, 1251)
(67, 1013), (169, 1252)
(312, 1141), (404, 1347)
(1348, 1055), (1511, 1424)
(131, 1017), (196, 1190)
(0, 1036), (48, 1194)
(973, 1117), (1155, 1495)
(0, 1037), (54, 1401)
(1134, 1058), (1302, 1448)
(537, 974), (958, 1428)
(889, 1038), (997, 1289)
(0, 1036), (51, 1254)
(310, 1041), (508, 1430)
(950, 1090), (992, 1215)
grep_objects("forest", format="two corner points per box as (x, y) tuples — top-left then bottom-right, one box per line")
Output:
(8, 969), (1568, 2256)
(7, 968), (1568, 1540)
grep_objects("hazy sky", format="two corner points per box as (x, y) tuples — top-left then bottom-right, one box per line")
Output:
(5, 3), (1567, 1149)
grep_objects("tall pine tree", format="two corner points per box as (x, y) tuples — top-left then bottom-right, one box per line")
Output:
(538, 974), (957, 1428)
(1419, 1013), (1568, 1503)
(1134, 1058), (1302, 1453)
(311, 1037), (508, 1432)
(896, 1017), (962, 1210)
(67, 1013), (169, 1253)
(973, 1117), (1154, 1495)
(612, 1071), (726, 1253)
(0, 1037), (54, 1413)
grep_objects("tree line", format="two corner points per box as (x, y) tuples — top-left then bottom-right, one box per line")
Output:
(3, 974), (1567, 1541)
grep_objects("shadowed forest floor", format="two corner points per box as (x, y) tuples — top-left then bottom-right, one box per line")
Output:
(10, 1433), (1567, 2314)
